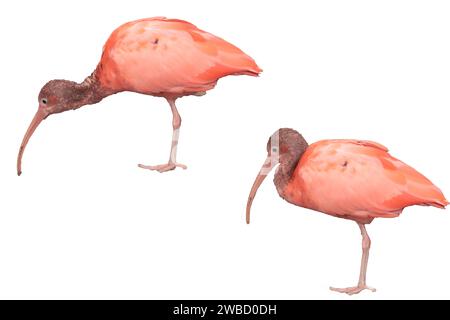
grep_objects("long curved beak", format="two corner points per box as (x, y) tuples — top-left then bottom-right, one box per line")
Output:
(17, 108), (47, 176)
(246, 155), (278, 224)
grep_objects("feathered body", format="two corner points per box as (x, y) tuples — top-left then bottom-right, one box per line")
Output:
(96, 17), (261, 96)
(279, 139), (448, 224)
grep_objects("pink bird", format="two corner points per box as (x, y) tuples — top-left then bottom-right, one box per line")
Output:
(246, 128), (448, 295)
(17, 17), (261, 175)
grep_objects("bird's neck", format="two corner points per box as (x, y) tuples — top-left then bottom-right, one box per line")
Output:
(274, 154), (300, 197)
(274, 145), (308, 199)
(66, 73), (114, 111)
(79, 73), (114, 106)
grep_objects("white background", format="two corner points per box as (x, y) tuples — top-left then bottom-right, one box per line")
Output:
(0, 0), (449, 299)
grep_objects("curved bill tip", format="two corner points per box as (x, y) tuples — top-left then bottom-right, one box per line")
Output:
(17, 109), (46, 176)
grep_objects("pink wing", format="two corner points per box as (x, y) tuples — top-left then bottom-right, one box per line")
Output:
(96, 17), (261, 94)
(291, 140), (448, 222)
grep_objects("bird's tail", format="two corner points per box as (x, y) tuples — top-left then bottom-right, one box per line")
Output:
(407, 182), (448, 210)
(422, 198), (449, 209)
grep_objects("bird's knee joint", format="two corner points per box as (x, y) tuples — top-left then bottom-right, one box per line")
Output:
(362, 237), (371, 250)
(172, 117), (181, 129)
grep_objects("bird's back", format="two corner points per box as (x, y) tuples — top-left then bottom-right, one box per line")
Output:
(95, 17), (261, 95)
(283, 140), (448, 223)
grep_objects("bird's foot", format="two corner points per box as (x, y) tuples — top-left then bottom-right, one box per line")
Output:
(138, 162), (187, 173)
(329, 285), (376, 295)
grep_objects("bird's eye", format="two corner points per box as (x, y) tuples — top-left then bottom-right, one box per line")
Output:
(272, 147), (278, 152)
(41, 98), (48, 105)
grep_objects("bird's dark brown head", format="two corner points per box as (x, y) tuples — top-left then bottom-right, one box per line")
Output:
(38, 79), (87, 116)
(246, 128), (309, 224)
(265, 128), (308, 164)
(17, 78), (104, 176)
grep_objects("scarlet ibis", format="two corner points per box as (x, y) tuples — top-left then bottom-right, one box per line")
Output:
(17, 17), (261, 175)
(246, 128), (448, 295)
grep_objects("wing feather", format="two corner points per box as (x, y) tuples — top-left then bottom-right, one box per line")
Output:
(296, 140), (447, 221)
(98, 17), (261, 94)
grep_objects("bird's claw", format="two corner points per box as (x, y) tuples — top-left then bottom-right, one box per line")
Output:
(329, 285), (376, 295)
(138, 162), (187, 173)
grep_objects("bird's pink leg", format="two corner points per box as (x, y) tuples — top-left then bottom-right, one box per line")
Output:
(330, 223), (376, 295)
(138, 98), (187, 173)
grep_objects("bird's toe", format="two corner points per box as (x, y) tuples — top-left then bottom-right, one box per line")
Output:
(330, 285), (376, 295)
(138, 162), (187, 172)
